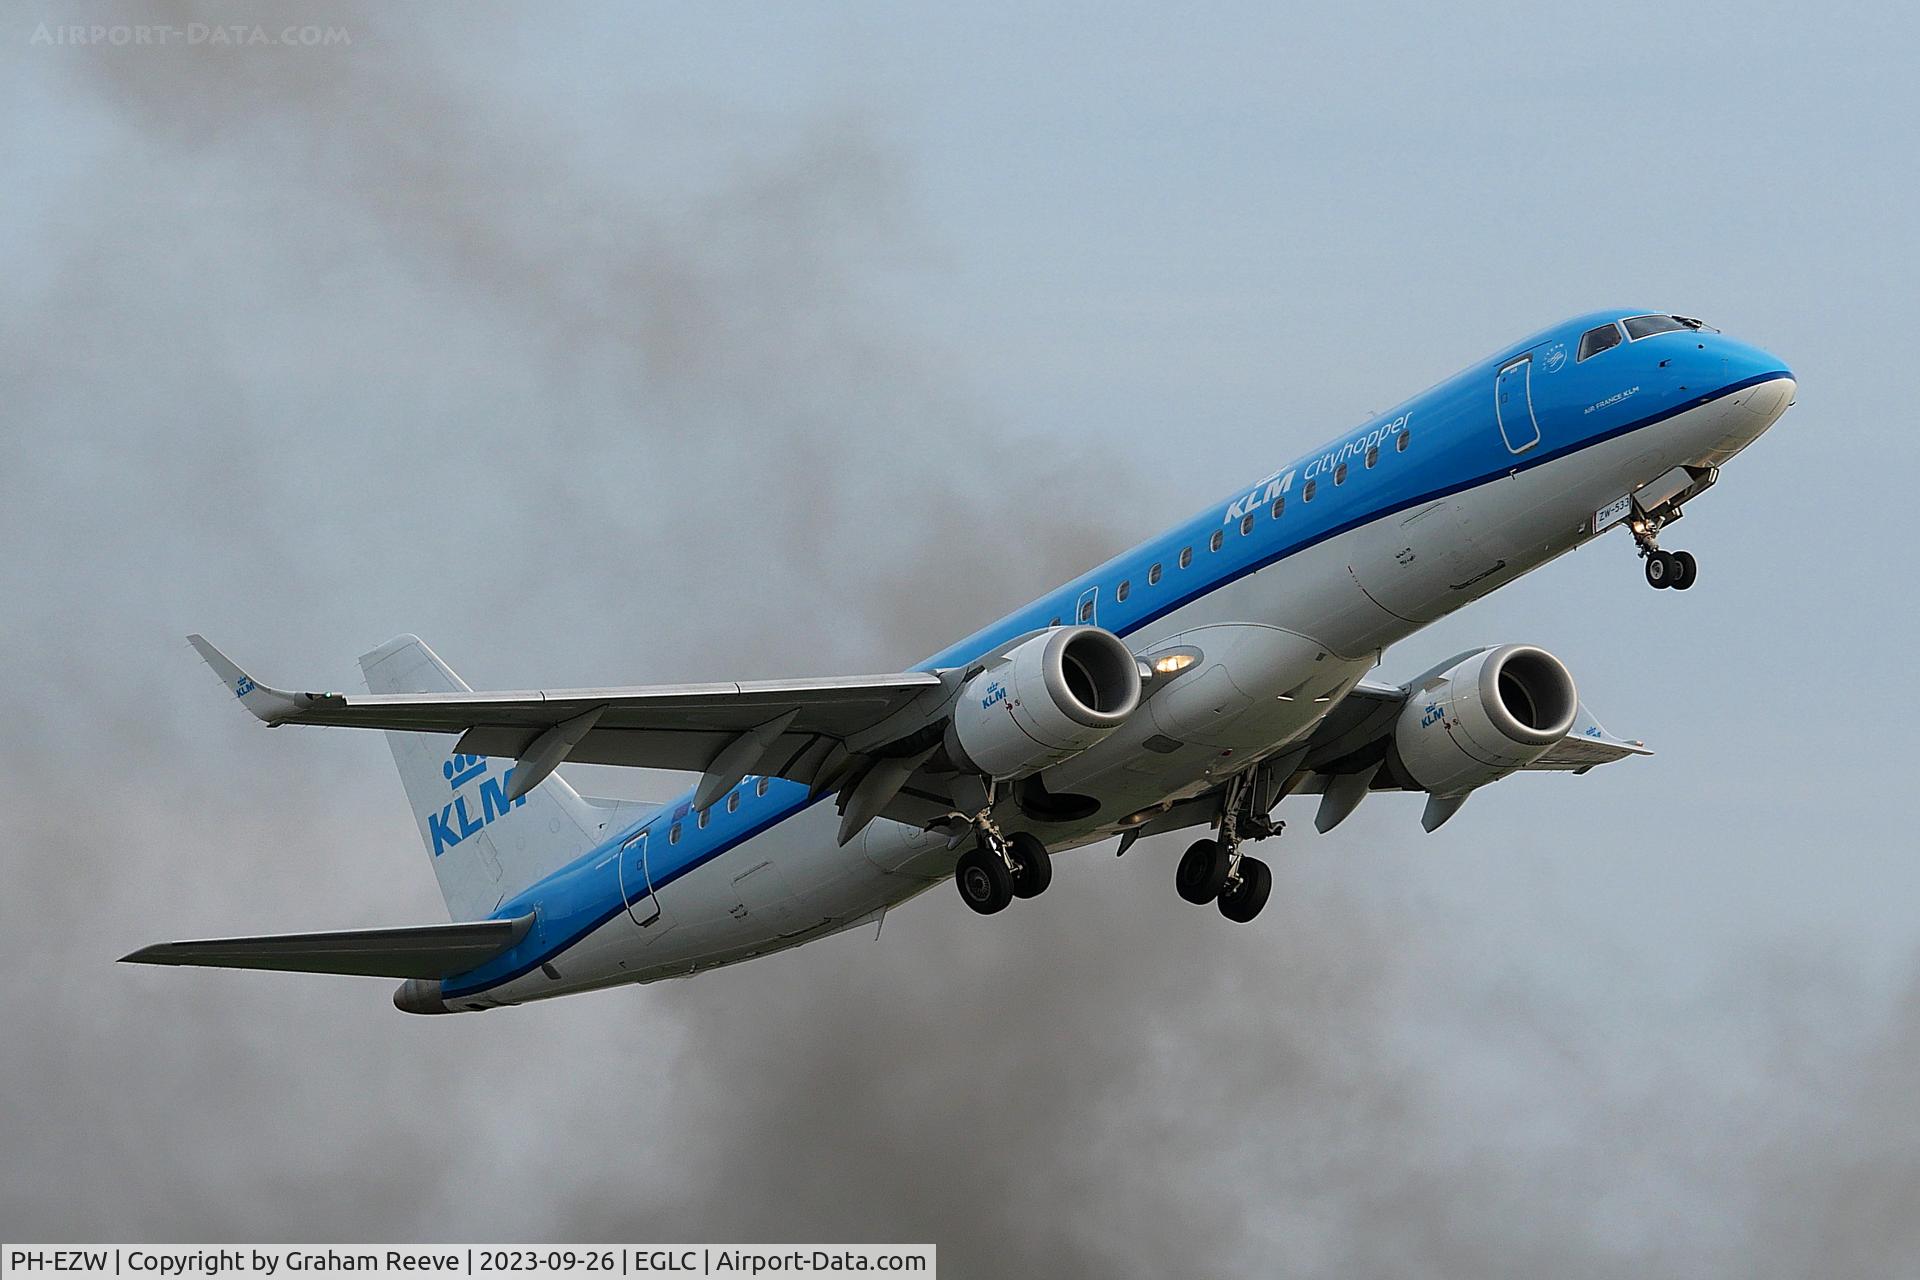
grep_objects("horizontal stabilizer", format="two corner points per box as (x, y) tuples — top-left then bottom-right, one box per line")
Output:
(120, 913), (533, 979)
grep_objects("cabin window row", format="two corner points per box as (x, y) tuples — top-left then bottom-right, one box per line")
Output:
(1055, 427), (1413, 626)
(668, 773), (774, 843)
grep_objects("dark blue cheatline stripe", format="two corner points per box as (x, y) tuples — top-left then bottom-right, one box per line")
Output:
(445, 371), (1788, 1000)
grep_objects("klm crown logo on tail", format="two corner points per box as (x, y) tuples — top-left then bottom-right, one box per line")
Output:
(429, 752), (526, 856)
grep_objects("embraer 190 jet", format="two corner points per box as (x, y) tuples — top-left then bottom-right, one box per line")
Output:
(129, 311), (1795, 1013)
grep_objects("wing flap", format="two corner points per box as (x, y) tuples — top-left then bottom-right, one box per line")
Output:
(119, 914), (534, 979)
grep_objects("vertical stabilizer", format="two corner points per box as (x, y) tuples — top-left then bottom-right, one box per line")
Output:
(359, 635), (605, 920)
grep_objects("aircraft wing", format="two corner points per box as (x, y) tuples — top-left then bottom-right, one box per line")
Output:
(1128, 677), (1649, 843)
(120, 914), (534, 979)
(1297, 678), (1652, 777)
(1517, 718), (1655, 771)
(189, 635), (945, 808)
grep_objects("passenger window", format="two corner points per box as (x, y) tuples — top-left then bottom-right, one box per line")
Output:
(1116, 580), (1131, 603)
(1078, 598), (1094, 623)
(1577, 323), (1623, 361)
(1624, 314), (1689, 340)
(726, 791), (739, 814)
(1178, 547), (1193, 569)
(1270, 496), (1285, 519)
(755, 776), (769, 797)
(697, 808), (710, 829)
(1396, 430), (1410, 453)
(1239, 513), (1254, 536)
(1147, 563), (1162, 586)
(1334, 462), (1348, 485)
(669, 823), (681, 845)
(1050, 616), (1061, 627)
(1365, 444), (1379, 468)
(1209, 530), (1224, 552)
(1303, 479), (1317, 502)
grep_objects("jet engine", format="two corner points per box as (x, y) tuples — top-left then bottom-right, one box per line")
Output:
(945, 626), (1142, 780)
(1393, 645), (1578, 796)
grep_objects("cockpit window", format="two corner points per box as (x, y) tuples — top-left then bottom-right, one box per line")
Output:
(1623, 314), (1691, 340)
(1577, 323), (1623, 361)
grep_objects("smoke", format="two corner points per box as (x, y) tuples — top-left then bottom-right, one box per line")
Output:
(2, 6), (1917, 1278)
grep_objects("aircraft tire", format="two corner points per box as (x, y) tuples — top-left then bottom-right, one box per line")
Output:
(1176, 838), (1231, 904)
(955, 844), (1014, 915)
(1217, 857), (1273, 924)
(1645, 553), (1674, 589)
(1670, 550), (1697, 590)
(1007, 832), (1053, 899)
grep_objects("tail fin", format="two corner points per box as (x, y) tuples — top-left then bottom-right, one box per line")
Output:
(359, 635), (606, 920)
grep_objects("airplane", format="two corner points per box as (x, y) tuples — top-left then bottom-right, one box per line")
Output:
(125, 310), (1796, 1014)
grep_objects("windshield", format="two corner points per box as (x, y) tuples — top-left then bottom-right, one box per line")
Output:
(1577, 324), (1623, 361)
(1623, 314), (1694, 340)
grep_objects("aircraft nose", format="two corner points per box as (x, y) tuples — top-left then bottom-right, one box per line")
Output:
(1744, 375), (1796, 428)
(1705, 333), (1795, 411)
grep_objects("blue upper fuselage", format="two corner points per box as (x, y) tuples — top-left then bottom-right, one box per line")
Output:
(929, 308), (1791, 664)
(447, 310), (1792, 998)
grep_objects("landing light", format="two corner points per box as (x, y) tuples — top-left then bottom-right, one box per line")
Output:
(1151, 651), (1198, 675)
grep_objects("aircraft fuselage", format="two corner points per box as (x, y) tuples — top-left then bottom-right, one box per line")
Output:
(413, 312), (1796, 1012)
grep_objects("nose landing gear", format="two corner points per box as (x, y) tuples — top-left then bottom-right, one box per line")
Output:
(1633, 513), (1698, 591)
(1622, 465), (1716, 592)
(1643, 546), (1697, 590)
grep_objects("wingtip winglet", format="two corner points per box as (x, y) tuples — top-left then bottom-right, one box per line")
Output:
(186, 634), (319, 725)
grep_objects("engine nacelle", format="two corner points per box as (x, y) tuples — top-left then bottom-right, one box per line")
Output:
(1393, 645), (1578, 796)
(945, 626), (1142, 780)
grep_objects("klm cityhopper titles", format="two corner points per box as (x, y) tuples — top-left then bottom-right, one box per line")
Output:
(130, 310), (1795, 1013)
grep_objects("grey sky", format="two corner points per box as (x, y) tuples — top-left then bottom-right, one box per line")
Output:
(3, 2), (1916, 1274)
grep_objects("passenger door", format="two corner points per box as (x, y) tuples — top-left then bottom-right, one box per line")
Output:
(1495, 356), (1541, 454)
(617, 829), (665, 928)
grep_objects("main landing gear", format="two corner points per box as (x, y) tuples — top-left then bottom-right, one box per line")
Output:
(953, 808), (1052, 916)
(1630, 512), (1697, 591)
(1175, 770), (1279, 923)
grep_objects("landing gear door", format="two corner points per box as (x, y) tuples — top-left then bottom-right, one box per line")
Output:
(618, 830), (662, 927)
(1495, 356), (1541, 454)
